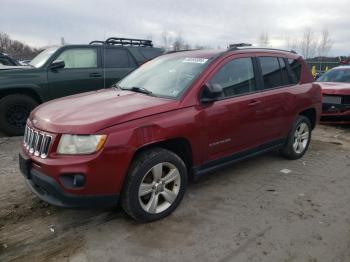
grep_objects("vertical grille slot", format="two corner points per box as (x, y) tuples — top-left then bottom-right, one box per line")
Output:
(22, 125), (52, 159)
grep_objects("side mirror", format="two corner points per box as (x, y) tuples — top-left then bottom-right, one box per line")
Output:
(200, 82), (223, 103)
(50, 60), (65, 70)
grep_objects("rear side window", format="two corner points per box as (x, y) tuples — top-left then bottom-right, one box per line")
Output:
(210, 57), (256, 97)
(104, 48), (136, 68)
(288, 59), (302, 84)
(279, 58), (290, 85)
(259, 57), (283, 89)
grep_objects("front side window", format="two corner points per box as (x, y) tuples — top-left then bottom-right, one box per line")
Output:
(56, 48), (97, 69)
(118, 55), (210, 98)
(317, 68), (350, 83)
(259, 57), (283, 89)
(210, 57), (256, 97)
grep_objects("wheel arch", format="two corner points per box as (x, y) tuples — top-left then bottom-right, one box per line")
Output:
(0, 87), (43, 103)
(131, 137), (194, 176)
(133, 137), (193, 168)
(298, 108), (316, 129)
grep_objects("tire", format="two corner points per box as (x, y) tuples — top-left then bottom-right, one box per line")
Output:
(280, 115), (312, 160)
(122, 147), (188, 222)
(0, 94), (38, 136)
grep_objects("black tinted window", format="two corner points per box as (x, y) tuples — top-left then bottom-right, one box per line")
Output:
(279, 58), (289, 85)
(139, 48), (162, 60)
(288, 59), (302, 84)
(211, 58), (256, 97)
(104, 49), (135, 68)
(259, 57), (283, 89)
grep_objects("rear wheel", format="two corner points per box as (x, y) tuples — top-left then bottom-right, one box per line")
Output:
(0, 94), (38, 136)
(122, 148), (187, 222)
(281, 115), (311, 160)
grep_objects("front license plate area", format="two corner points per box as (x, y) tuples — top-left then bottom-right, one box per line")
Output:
(19, 153), (31, 179)
(323, 95), (342, 104)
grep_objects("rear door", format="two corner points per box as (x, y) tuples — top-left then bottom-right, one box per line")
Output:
(256, 56), (296, 142)
(101, 47), (137, 88)
(47, 46), (103, 99)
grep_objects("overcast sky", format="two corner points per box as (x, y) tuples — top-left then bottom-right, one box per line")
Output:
(1, 0), (350, 55)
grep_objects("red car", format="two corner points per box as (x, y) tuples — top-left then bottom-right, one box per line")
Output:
(19, 46), (321, 221)
(316, 66), (350, 124)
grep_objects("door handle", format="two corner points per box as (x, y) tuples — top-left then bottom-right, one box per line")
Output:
(89, 72), (102, 77)
(248, 100), (261, 106)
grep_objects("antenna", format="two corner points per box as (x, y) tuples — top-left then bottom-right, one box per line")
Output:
(103, 32), (106, 89)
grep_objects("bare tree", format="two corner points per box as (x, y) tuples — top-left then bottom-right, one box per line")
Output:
(161, 30), (169, 50)
(285, 36), (299, 52)
(300, 28), (318, 59)
(317, 28), (333, 57)
(0, 32), (41, 60)
(258, 32), (270, 47)
(173, 31), (186, 51)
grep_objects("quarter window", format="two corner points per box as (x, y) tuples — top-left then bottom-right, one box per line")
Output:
(259, 57), (283, 89)
(56, 48), (97, 69)
(210, 58), (256, 97)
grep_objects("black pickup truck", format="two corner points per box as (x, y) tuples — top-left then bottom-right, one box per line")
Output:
(0, 37), (163, 135)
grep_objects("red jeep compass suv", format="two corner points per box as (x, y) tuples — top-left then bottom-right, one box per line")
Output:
(19, 46), (322, 221)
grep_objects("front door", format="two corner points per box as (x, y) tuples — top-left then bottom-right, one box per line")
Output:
(47, 47), (103, 99)
(200, 56), (266, 162)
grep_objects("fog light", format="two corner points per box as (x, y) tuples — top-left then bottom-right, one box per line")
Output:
(60, 174), (85, 189)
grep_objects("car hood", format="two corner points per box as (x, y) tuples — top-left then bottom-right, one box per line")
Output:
(30, 89), (179, 134)
(318, 82), (350, 95)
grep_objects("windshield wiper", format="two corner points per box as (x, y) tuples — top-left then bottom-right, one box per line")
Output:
(111, 83), (122, 89)
(129, 86), (153, 95)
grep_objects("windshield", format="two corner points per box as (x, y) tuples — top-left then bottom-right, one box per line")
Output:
(29, 46), (59, 68)
(317, 68), (350, 83)
(118, 55), (210, 98)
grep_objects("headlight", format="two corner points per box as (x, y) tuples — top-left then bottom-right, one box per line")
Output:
(57, 134), (107, 155)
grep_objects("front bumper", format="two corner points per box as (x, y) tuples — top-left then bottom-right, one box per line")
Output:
(321, 103), (350, 124)
(19, 152), (119, 208)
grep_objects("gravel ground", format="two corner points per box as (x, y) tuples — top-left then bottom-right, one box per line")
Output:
(0, 125), (349, 262)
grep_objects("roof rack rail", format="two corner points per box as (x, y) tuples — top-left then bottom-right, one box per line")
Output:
(228, 43), (252, 50)
(227, 44), (298, 54)
(89, 40), (105, 45)
(89, 37), (153, 47)
(164, 49), (198, 54)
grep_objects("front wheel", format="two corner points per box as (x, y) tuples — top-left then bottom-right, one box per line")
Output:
(0, 94), (38, 136)
(121, 148), (187, 222)
(280, 116), (312, 160)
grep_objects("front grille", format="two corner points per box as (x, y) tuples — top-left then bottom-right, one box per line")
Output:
(23, 125), (52, 158)
(342, 95), (350, 105)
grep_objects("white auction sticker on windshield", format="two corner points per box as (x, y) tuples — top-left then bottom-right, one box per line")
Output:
(182, 58), (208, 64)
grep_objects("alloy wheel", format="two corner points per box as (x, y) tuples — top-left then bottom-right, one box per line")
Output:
(293, 122), (310, 154)
(138, 162), (181, 214)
